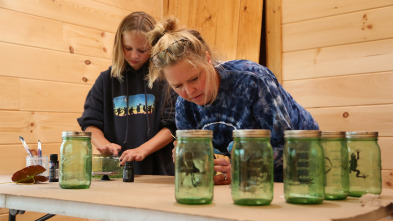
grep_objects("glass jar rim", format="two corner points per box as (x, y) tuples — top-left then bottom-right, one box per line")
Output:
(321, 131), (345, 138)
(232, 129), (271, 138)
(62, 131), (91, 138)
(284, 130), (320, 138)
(176, 129), (213, 138)
(345, 131), (378, 138)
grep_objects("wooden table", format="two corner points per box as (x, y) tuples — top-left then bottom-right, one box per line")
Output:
(0, 175), (392, 221)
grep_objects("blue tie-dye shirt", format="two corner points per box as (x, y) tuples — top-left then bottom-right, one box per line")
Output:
(175, 60), (319, 181)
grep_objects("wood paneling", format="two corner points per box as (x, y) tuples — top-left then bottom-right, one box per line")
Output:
(308, 105), (393, 137)
(282, 0), (393, 23)
(265, 0), (282, 83)
(236, 0), (263, 63)
(380, 138), (393, 170)
(283, 6), (393, 52)
(284, 72), (393, 108)
(0, 0), (130, 32)
(283, 39), (393, 80)
(382, 170), (393, 189)
(0, 42), (109, 84)
(194, 0), (219, 51)
(214, 0), (240, 60)
(19, 79), (91, 112)
(94, 0), (163, 19)
(0, 110), (81, 144)
(0, 8), (114, 59)
(0, 77), (19, 110)
(166, 0), (262, 63)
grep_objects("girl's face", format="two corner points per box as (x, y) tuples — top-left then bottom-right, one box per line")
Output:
(122, 31), (150, 70)
(163, 59), (214, 106)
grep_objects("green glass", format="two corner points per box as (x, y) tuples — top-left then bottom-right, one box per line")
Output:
(346, 132), (382, 197)
(231, 130), (273, 206)
(321, 131), (349, 200)
(59, 131), (92, 189)
(284, 130), (325, 204)
(175, 130), (214, 205)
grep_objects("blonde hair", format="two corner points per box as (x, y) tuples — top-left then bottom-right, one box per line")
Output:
(111, 12), (156, 80)
(147, 17), (219, 104)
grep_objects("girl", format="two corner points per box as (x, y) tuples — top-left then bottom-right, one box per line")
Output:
(78, 12), (176, 175)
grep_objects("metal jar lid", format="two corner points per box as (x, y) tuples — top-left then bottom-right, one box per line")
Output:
(284, 130), (321, 138)
(62, 131), (92, 138)
(176, 129), (213, 138)
(345, 131), (378, 138)
(233, 129), (271, 138)
(321, 131), (345, 138)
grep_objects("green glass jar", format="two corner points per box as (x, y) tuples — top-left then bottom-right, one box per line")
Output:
(175, 130), (214, 205)
(231, 129), (273, 206)
(59, 131), (92, 189)
(321, 131), (349, 200)
(284, 130), (325, 204)
(346, 132), (381, 197)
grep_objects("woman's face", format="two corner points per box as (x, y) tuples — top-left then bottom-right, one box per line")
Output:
(163, 59), (214, 106)
(122, 31), (150, 70)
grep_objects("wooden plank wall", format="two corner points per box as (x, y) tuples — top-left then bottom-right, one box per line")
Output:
(281, 0), (393, 188)
(0, 0), (162, 220)
(165, 0), (263, 63)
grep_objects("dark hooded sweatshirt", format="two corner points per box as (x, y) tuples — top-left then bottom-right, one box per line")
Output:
(77, 62), (176, 175)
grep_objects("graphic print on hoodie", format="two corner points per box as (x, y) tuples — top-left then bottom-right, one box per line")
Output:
(113, 94), (155, 116)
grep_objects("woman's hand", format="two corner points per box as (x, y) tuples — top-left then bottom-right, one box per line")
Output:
(119, 147), (148, 166)
(97, 143), (122, 157)
(213, 157), (231, 185)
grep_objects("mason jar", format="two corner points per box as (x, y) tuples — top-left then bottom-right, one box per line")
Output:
(175, 130), (214, 204)
(284, 130), (325, 204)
(346, 131), (381, 197)
(59, 131), (92, 189)
(231, 129), (273, 205)
(321, 131), (349, 200)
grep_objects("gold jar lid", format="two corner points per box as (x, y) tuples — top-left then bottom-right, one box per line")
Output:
(176, 129), (213, 138)
(233, 129), (271, 138)
(321, 131), (345, 138)
(345, 131), (378, 138)
(284, 130), (321, 138)
(62, 131), (91, 138)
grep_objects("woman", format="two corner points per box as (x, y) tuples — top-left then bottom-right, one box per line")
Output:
(147, 17), (319, 182)
(78, 12), (176, 175)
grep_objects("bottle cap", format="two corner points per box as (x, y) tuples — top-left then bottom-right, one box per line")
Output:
(50, 154), (58, 161)
(125, 161), (134, 167)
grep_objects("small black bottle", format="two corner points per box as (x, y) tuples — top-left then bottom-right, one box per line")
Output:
(49, 154), (59, 182)
(123, 161), (134, 182)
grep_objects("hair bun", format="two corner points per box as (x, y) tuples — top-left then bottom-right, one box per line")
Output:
(164, 17), (178, 33)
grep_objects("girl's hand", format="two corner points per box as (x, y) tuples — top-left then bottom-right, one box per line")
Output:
(119, 147), (148, 166)
(97, 143), (122, 157)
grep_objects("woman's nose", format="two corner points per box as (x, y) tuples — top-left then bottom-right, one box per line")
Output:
(184, 84), (195, 96)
